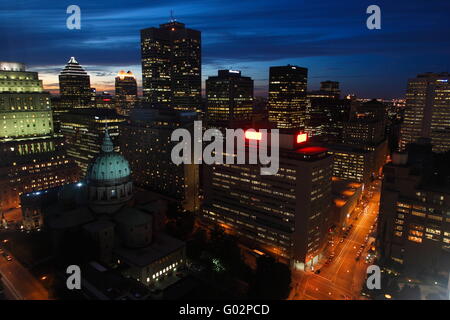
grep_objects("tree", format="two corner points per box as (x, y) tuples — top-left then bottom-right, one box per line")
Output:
(249, 256), (291, 299)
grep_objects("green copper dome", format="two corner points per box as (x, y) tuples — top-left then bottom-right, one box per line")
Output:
(87, 130), (131, 182)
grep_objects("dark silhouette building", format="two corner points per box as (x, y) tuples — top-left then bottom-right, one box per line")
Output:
(206, 70), (254, 123)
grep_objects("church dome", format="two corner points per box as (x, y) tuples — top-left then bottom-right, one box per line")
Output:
(87, 131), (131, 182)
(87, 130), (133, 215)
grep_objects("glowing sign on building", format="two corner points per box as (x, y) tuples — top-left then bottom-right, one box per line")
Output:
(245, 130), (262, 140)
(297, 133), (308, 144)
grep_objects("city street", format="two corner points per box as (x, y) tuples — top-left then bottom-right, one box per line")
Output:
(291, 180), (381, 300)
(0, 244), (49, 300)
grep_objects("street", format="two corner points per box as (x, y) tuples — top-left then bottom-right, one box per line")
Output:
(290, 180), (381, 300)
(0, 243), (49, 300)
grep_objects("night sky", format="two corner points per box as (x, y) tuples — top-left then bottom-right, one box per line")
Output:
(1, 0), (449, 98)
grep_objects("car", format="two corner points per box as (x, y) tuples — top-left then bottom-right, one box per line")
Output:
(314, 269), (321, 274)
(5, 255), (12, 261)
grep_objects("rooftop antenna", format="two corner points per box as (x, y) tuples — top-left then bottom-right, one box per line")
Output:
(170, 10), (176, 22)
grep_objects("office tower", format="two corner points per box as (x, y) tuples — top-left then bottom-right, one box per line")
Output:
(325, 145), (373, 183)
(316, 99), (388, 184)
(378, 141), (450, 276)
(120, 108), (199, 212)
(58, 57), (92, 108)
(320, 81), (340, 99)
(268, 65), (308, 130)
(206, 70), (254, 123)
(115, 70), (138, 116)
(59, 108), (125, 176)
(0, 61), (78, 209)
(305, 97), (354, 140)
(140, 20), (201, 111)
(201, 132), (333, 270)
(400, 72), (450, 153)
(342, 99), (387, 146)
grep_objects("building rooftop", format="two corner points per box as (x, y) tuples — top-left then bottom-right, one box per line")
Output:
(114, 233), (185, 268)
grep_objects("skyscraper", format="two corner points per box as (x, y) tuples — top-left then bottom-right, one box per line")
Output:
(305, 97), (354, 140)
(400, 72), (450, 153)
(342, 99), (387, 146)
(58, 57), (93, 108)
(378, 142), (450, 275)
(268, 65), (308, 130)
(120, 108), (199, 213)
(0, 61), (78, 209)
(206, 70), (254, 123)
(140, 20), (201, 111)
(320, 81), (340, 99)
(115, 70), (138, 116)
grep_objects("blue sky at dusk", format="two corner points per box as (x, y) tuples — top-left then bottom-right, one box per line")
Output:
(1, 0), (449, 98)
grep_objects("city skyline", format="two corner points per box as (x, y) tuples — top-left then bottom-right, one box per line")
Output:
(1, 0), (450, 304)
(1, 0), (450, 98)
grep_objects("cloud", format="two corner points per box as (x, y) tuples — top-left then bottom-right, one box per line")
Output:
(1, 0), (449, 98)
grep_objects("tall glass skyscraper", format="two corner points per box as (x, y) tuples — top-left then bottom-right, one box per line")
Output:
(268, 65), (308, 130)
(59, 57), (92, 108)
(140, 20), (201, 112)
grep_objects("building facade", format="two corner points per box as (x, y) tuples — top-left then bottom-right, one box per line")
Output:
(115, 70), (138, 116)
(378, 143), (450, 275)
(205, 70), (253, 123)
(59, 108), (125, 176)
(201, 132), (333, 270)
(0, 61), (78, 209)
(400, 72), (450, 153)
(120, 108), (199, 212)
(59, 57), (93, 109)
(268, 65), (308, 130)
(140, 20), (201, 112)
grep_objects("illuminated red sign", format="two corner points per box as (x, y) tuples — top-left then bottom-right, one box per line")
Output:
(297, 133), (308, 144)
(245, 130), (262, 140)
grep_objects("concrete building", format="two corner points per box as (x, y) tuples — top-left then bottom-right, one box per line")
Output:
(0, 61), (78, 209)
(378, 140), (450, 276)
(332, 178), (363, 229)
(119, 107), (199, 213)
(400, 72), (450, 153)
(201, 132), (333, 270)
